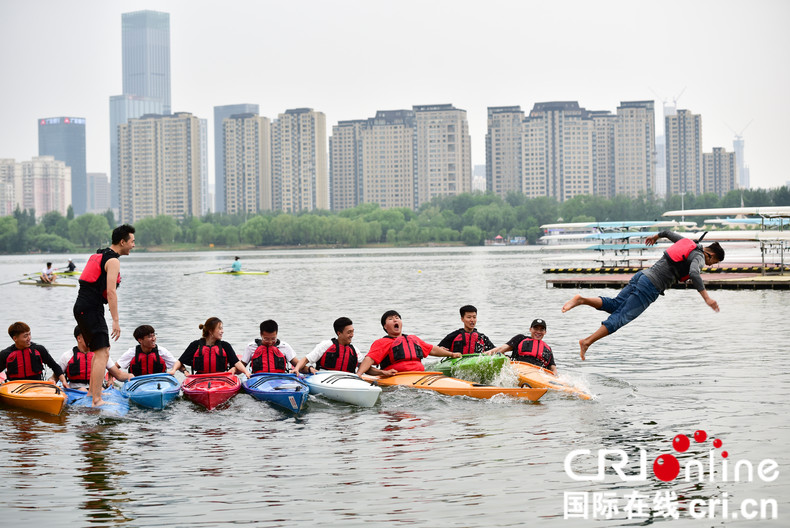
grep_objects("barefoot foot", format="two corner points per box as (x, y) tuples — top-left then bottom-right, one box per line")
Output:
(92, 399), (118, 407)
(579, 339), (590, 361)
(562, 294), (584, 313)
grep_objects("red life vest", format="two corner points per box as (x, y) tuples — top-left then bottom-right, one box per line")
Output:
(512, 338), (552, 369)
(250, 343), (287, 374)
(66, 346), (95, 383)
(317, 339), (358, 372)
(78, 248), (121, 302)
(450, 330), (483, 355)
(664, 238), (702, 282)
(379, 334), (425, 369)
(191, 341), (228, 374)
(129, 345), (167, 376)
(6, 347), (45, 380)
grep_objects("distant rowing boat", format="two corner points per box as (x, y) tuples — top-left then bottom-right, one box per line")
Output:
(205, 270), (270, 275)
(18, 280), (76, 287)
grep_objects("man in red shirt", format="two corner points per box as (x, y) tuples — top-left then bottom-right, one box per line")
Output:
(357, 310), (460, 375)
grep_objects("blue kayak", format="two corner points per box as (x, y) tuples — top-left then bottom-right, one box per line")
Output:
(243, 373), (309, 413)
(121, 373), (181, 410)
(65, 387), (130, 417)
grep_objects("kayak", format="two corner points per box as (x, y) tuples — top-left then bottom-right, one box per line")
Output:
(182, 372), (241, 410)
(510, 361), (593, 400)
(361, 371), (547, 402)
(59, 270), (81, 276)
(243, 373), (309, 413)
(205, 270), (269, 275)
(0, 380), (67, 415)
(18, 280), (76, 287)
(430, 353), (507, 383)
(121, 373), (181, 409)
(304, 370), (381, 407)
(65, 387), (130, 416)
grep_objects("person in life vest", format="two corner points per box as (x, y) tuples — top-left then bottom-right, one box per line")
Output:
(73, 223), (135, 407)
(57, 326), (131, 390)
(486, 319), (557, 374)
(0, 322), (67, 385)
(294, 316), (382, 376)
(438, 305), (496, 355)
(169, 317), (251, 376)
(115, 325), (178, 377)
(562, 230), (725, 360)
(238, 319), (300, 375)
(356, 310), (461, 376)
(40, 262), (57, 283)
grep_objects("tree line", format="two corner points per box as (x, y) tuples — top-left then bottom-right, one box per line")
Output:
(1, 187), (789, 253)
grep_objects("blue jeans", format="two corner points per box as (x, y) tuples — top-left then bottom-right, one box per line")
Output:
(599, 271), (660, 334)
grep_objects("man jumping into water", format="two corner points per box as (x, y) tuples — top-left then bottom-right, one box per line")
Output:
(562, 230), (724, 360)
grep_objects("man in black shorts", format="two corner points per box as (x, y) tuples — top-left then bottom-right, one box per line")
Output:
(73, 224), (135, 406)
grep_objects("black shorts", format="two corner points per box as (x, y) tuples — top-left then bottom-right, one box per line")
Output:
(73, 306), (110, 351)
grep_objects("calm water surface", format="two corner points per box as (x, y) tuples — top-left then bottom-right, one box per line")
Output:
(0, 246), (788, 527)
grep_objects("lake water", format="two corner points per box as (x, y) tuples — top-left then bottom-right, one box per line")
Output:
(0, 246), (787, 527)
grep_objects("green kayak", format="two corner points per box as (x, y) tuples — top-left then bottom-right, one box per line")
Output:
(431, 353), (507, 383)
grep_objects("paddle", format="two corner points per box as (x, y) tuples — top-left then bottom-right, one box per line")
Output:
(183, 267), (224, 276)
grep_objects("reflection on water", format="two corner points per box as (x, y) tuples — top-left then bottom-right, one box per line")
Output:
(0, 247), (788, 526)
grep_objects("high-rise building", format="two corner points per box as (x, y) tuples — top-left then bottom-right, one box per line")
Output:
(271, 108), (328, 213)
(703, 147), (737, 197)
(213, 104), (259, 213)
(589, 110), (616, 198)
(109, 95), (165, 210)
(413, 104), (472, 208)
(329, 119), (365, 211)
(38, 116), (84, 214)
(86, 172), (110, 213)
(614, 101), (656, 198)
(20, 156), (71, 218)
(665, 109), (703, 196)
(223, 113), (272, 214)
(486, 106), (524, 197)
(118, 113), (204, 223)
(733, 136), (750, 189)
(360, 110), (416, 210)
(199, 118), (209, 214)
(0, 159), (22, 217)
(122, 10), (171, 114)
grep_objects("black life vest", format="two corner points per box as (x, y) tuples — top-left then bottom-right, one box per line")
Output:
(379, 334), (424, 369)
(450, 330), (483, 355)
(66, 346), (95, 383)
(191, 340), (228, 374)
(317, 338), (358, 372)
(250, 341), (287, 374)
(78, 248), (121, 303)
(6, 347), (45, 380)
(129, 345), (167, 376)
(664, 238), (703, 282)
(512, 338), (552, 369)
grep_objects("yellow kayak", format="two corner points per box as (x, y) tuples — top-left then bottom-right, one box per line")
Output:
(18, 280), (76, 287)
(361, 371), (546, 402)
(510, 361), (592, 400)
(0, 380), (68, 415)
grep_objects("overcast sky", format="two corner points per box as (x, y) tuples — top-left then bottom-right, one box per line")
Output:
(2, 0), (788, 190)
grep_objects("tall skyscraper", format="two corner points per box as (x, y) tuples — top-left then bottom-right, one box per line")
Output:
(86, 172), (110, 213)
(733, 135), (750, 189)
(122, 10), (171, 114)
(0, 159), (22, 217)
(213, 104), (259, 213)
(589, 110), (616, 198)
(271, 108), (328, 213)
(703, 147), (737, 197)
(360, 110), (416, 210)
(329, 119), (365, 211)
(413, 104), (472, 208)
(20, 156), (71, 218)
(38, 116), (84, 214)
(200, 118), (209, 214)
(486, 106), (524, 197)
(665, 109), (703, 196)
(614, 101), (656, 198)
(118, 113), (204, 223)
(223, 113), (272, 214)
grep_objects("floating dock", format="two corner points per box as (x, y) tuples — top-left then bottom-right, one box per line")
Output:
(546, 273), (790, 290)
(543, 263), (790, 275)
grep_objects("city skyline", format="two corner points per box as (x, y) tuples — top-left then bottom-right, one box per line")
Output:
(1, 0), (788, 193)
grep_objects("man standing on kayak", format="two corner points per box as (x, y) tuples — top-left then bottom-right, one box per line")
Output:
(357, 310), (460, 376)
(73, 224), (135, 406)
(562, 231), (724, 360)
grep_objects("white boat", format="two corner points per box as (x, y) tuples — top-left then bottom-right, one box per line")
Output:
(303, 371), (381, 407)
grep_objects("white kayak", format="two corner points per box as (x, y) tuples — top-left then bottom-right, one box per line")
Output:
(303, 370), (381, 407)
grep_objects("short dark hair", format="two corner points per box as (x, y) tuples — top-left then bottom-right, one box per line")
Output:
(8, 322), (30, 339)
(707, 242), (725, 262)
(133, 325), (155, 341)
(46, 262), (52, 267)
(459, 305), (477, 317)
(333, 317), (353, 334)
(380, 310), (400, 328)
(73, 325), (82, 339)
(112, 224), (135, 245)
(260, 319), (278, 334)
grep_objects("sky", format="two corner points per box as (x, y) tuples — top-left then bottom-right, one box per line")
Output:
(2, 0), (789, 190)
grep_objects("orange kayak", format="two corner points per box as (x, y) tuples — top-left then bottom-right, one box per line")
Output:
(361, 371), (546, 402)
(510, 361), (592, 400)
(0, 380), (68, 415)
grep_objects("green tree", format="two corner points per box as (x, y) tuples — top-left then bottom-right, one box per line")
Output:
(0, 216), (18, 252)
(69, 214), (111, 247)
(135, 215), (179, 245)
(461, 225), (484, 246)
(29, 233), (76, 252)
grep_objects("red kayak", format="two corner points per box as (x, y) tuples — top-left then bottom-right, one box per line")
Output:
(182, 372), (241, 410)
